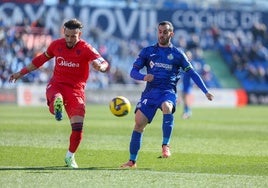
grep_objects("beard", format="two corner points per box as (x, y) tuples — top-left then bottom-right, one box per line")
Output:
(66, 42), (74, 48)
(158, 37), (169, 46)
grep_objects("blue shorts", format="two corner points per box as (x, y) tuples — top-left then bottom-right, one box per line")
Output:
(135, 89), (177, 123)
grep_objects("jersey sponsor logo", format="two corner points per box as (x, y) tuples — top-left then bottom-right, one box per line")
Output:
(57, 57), (79, 68)
(149, 60), (172, 71)
(149, 61), (155, 69)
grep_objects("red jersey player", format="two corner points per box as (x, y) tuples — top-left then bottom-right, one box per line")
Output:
(9, 19), (110, 168)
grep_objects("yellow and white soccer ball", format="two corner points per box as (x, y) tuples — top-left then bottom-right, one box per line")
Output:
(109, 96), (131, 117)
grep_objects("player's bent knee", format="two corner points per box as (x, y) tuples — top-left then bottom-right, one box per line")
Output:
(161, 102), (173, 114)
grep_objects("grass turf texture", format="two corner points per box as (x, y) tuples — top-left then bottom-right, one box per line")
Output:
(0, 105), (267, 187)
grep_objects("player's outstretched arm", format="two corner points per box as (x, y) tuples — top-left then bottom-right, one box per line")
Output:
(9, 63), (37, 83)
(186, 69), (214, 100)
(9, 51), (51, 83)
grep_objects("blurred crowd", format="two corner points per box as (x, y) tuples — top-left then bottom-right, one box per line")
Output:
(1, 16), (268, 91)
(0, 16), (220, 89)
(218, 22), (268, 91)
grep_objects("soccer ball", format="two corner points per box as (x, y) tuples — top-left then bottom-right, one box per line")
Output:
(109, 96), (131, 117)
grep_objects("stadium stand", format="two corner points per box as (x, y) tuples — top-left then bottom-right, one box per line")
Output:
(0, 15), (220, 89)
(1, 0), (268, 93)
(218, 22), (268, 91)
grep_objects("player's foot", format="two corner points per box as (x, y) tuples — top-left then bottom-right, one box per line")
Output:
(162, 144), (171, 158)
(182, 111), (192, 119)
(54, 97), (63, 121)
(64, 156), (78, 168)
(120, 160), (137, 168)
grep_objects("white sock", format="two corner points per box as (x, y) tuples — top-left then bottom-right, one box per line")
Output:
(66, 151), (74, 158)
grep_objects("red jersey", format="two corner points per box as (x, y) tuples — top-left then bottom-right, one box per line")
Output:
(46, 38), (102, 88)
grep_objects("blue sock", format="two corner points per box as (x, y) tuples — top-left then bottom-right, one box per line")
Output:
(184, 105), (189, 113)
(129, 130), (142, 162)
(162, 114), (174, 145)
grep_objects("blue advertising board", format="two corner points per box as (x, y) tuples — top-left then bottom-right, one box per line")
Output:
(0, 3), (267, 39)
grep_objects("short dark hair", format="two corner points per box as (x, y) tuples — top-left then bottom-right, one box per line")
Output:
(158, 21), (174, 32)
(64, 19), (83, 30)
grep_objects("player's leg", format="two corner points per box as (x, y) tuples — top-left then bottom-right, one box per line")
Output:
(121, 109), (148, 168)
(182, 73), (192, 119)
(46, 83), (64, 121)
(54, 95), (64, 121)
(121, 100), (157, 168)
(161, 100), (174, 158)
(182, 92), (192, 119)
(63, 89), (85, 168)
(64, 116), (84, 169)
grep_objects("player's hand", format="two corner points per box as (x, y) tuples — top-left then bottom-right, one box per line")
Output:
(92, 61), (109, 72)
(144, 74), (154, 82)
(99, 61), (110, 73)
(92, 61), (101, 71)
(9, 72), (22, 83)
(205, 92), (214, 101)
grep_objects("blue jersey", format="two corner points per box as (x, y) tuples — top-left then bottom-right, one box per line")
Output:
(130, 43), (197, 122)
(132, 43), (192, 93)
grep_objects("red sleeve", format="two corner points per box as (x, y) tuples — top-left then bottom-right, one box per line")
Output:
(32, 52), (51, 68)
(46, 40), (56, 58)
(86, 44), (102, 62)
(32, 40), (56, 68)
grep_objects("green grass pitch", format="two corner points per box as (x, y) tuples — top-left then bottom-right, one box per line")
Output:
(0, 104), (267, 187)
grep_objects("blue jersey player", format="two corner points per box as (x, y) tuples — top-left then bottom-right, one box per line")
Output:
(182, 72), (193, 119)
(181, 51), (195, 119)
(120, 21), (214, 168)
